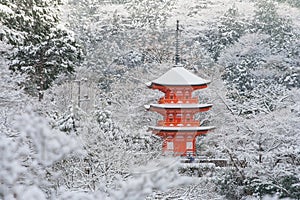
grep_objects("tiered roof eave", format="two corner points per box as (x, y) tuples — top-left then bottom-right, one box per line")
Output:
(144, 103), (213, 115)
(149, 126), (215, 132)
(145, 67), (211, 88)
(144, 103), (213, 109)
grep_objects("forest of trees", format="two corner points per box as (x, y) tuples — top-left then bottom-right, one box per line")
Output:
(0, 0), (299, 199)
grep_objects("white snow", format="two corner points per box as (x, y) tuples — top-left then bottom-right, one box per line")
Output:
(1, 0), (299, 199)
(147, 66), (210, 86)
(149, 126), (215, 131)
(145, 103), (213, 109)
(0, 4), (13, 14)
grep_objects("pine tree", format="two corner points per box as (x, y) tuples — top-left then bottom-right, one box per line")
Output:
(252, 0), (295, 53)
(125, 0), (175, 30)
(200, 6), (249, 61)
(0, 0), (82, 100)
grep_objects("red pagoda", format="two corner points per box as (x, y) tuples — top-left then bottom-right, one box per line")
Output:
(145, 21), (214, 157)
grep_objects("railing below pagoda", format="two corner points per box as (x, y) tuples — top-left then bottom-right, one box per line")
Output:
(157, 120), (200, 127)
(158, 98), (199, 104)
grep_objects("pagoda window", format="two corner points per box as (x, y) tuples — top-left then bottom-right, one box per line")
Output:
(186, 141), (193, 149)
(176, 91), (183, 97)
(168, 114), (174, 122)
(167, 141), (174, 150)
(176, 114), (182, 118)
(170, 93), (174, 99)
(186, 114), (191, 121)
(185, 91), (190, 99)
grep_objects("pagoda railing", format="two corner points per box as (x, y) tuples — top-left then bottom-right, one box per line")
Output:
(158, 98), (198, 104)
(157, 120), (200, 127)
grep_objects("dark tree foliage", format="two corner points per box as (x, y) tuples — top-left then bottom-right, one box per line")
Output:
(199, 7), (249, 61)
(251, 0), (296, 53)
(217, 1), (299, 114)
(0, 0), (82, 100)
(273, 0), (300, 8)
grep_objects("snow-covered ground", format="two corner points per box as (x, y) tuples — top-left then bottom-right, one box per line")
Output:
(0, 0), (299, 199)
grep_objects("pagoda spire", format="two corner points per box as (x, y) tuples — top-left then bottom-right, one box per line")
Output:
(175, 20), (180, 66)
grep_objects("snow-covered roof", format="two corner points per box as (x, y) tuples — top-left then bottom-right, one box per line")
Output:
(144, 103), (213, 109)
(146, 67), (210, 86)
(149, 126), (215, 131)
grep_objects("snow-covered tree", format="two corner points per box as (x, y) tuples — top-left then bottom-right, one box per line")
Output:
(252, 0), (297, 53)
(215, 92), (300, 199)
(0, 0), (82, 100)
(56, 105), (77, 133)
(220, 33), (286, 114)
(274, 0), (300, 8)
(199, 6), (249, 61)
(51, 105), (191, 197)
(0, 108), (79, 199)
(1, 0), (300, 199)
(219, 1), (299, 114)
(125, 0), (175, 30)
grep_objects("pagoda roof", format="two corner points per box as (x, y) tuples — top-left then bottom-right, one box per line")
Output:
(144, 103), (212, 110)
(149, 126), (215, 131)
(146, 66), (210, 87)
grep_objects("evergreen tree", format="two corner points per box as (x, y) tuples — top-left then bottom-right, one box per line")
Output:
(274, 0), (300, 8)
(252, 0), (296, 53)
(200, 6), (248, 61)
(219, 1), (299, 113)
(125, 0), (175, 30)
(0, 0), (82, 100)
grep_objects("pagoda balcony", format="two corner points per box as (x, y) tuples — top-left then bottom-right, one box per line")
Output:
(158, 97), (198, 104)
(157, 120), (200, 127)
(149, 126), (215, 137)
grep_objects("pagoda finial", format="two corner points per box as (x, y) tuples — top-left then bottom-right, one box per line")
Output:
(175, 20), (180, 66)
